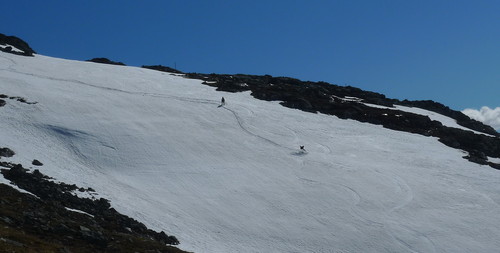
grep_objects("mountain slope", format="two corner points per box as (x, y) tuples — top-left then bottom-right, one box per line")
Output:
(183, 72), (500, 167)
(2, 51), (500, 252)
(0, 163), (182, 252)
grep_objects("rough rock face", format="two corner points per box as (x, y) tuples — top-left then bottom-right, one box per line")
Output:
(184, 73), (500, 169)
(0, 33), (36, 56)
(0, 161), (184, 252)
(87, 58), (126, 66)
(0, 147), (15, 158)
(0, 93), (37, 105)
(32, 159), (43, 166)
(142, 65), (184, 74)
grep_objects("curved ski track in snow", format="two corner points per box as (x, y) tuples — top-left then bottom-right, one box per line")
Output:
(222, 106), (294, 151)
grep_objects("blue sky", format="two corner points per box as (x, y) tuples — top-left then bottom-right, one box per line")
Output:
(2, 0), (499, 111)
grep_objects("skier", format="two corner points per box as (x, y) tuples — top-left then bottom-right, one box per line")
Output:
(221, 97), (226, 106)
(300, 145), (305, 151)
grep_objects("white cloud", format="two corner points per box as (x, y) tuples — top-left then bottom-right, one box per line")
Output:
(462, 106), (500, 131)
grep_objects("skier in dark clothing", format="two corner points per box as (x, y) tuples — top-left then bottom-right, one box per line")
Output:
(221, 97), (226, 106)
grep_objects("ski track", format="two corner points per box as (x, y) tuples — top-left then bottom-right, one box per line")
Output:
(316, 142), (332, 155)
(335, 182), (386, 227)
(387, 223), (438, 253)
(0, 54), (16, 70)
(297, 159), (385, 228)
(284, 126), (300, 144)
(388, 173), (414, 213)
(0, 55), (218, 108)
(381, 172), (435, 253)
(366, 166), (435, 252)
(299, 154), (429, 252)
(272, 117), (426, 251)
(222, 106), (294, 151)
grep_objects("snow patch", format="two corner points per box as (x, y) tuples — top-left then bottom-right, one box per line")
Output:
(488, 157), (500, 164)
(0, 44), (25, 54)
(331, 95), (363, 103)
(65, 207), (95, 218)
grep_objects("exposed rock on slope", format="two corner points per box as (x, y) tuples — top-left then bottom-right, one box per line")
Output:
(1, 93), (37, 105)
(0, 33), (36, 56)
(0, 161), (184, 252)
(142, 65), (184, 74)
(87, 57), (126, 66)
(0, 147), (15, 158)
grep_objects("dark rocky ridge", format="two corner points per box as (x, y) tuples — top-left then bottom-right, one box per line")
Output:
(0, 160), (185, 252)
(142, 65), (184, 74)
(183, 73), (500, 169)
(0, 33), (36, 56)
(87, 57), (126, 66)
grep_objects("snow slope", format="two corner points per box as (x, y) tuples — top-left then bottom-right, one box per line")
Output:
(2, 52), (500, 252)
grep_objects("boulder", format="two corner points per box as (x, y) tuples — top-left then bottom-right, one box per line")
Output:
(0, 147), (15, 158)
(32, 160), (43, 166)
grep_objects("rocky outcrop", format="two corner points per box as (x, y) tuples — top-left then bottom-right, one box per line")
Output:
(32, 159), (43, 166)
(0, 160), (184, 252)
(184, 73), (500, 169)
(87, 58), (126, 66)
(0, 33), (36, 56)
(0, 93), (37, 105)
(142, 65), (183, 74)
(0, 147), (15, 158)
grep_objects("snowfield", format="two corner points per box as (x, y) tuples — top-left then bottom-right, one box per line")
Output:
(1, 52), (500, 252)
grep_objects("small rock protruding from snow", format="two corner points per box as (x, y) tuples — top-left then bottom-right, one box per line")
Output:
(32, 159), (43, 166)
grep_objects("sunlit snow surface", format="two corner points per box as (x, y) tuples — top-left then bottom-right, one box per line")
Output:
(488, 157), (500, 164)
(1, 52), (500, 252)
